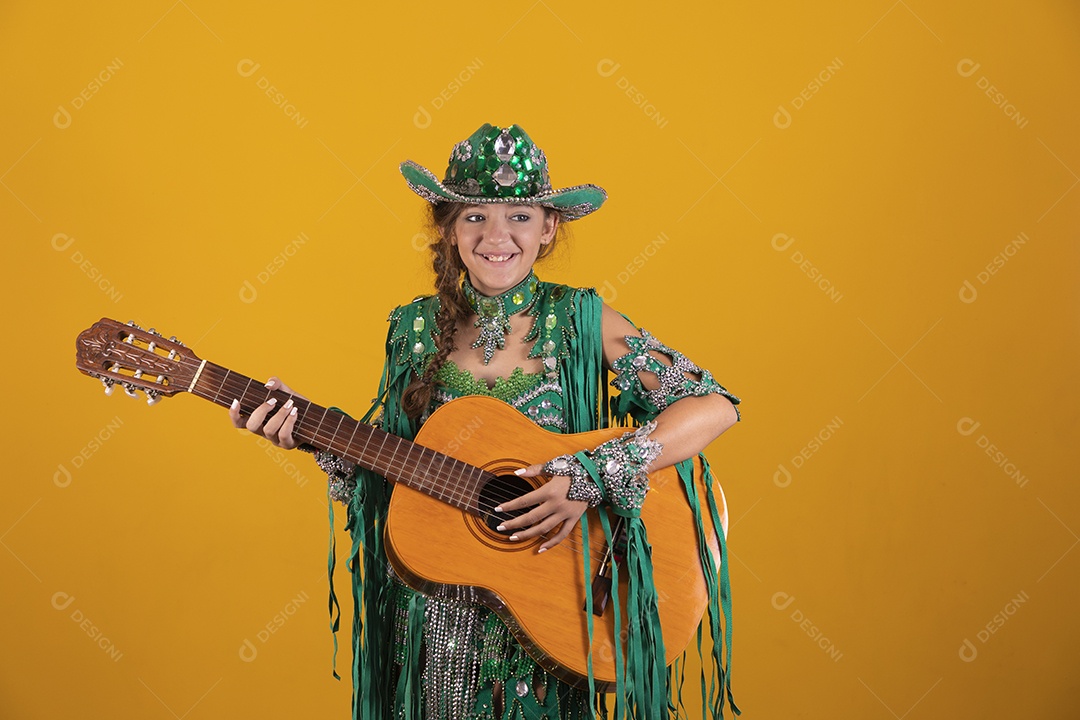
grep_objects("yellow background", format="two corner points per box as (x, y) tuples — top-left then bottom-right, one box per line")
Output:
(2, 2), (1078, 718)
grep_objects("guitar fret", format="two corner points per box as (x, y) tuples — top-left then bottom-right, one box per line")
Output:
(430, 453), (447, 498)
(338, 416), (361, 460)
(213, 369), (232, 405)
(412, 444), (429, 496)
(374, 433), (390, 477)
(400, 444), (418, 491)
(443, 458), (464, 507)
(293, 403), (313, 447)
(411, 446), (428, 493)
(325, 411), (345, 452)
(457, 461), (476, 506)
(436, 456), (455, 505)
(421, 447), (438, 495)
(354, 422), (375, 468)
(452, 464), (471, 508)
(464, 464), (481, 507)
(311, 407), (329, 448)
(385, 437), (402, 484)
(402, 446), (422, 494)
(433, 452), (448, 496)
(438, 454), (460, 507)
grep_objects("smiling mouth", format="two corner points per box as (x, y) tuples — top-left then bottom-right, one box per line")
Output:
(479, 253), (518, 263)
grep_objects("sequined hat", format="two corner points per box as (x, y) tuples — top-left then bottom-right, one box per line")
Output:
(399, 123), (607, 221)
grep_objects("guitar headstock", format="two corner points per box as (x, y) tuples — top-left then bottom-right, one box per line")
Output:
(75, 319), (202, 404)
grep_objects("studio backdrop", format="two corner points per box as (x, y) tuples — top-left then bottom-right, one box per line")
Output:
(1, 2), (1077, 718)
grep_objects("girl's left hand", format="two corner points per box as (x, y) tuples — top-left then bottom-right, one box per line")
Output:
(493, 465), (589, 553)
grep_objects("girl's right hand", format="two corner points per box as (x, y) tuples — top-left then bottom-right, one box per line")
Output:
(228, 376), (306, 450)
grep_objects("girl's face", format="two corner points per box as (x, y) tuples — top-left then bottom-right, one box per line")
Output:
(450, 203), (557, 296)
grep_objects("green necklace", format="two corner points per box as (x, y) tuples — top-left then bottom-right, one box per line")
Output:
(462, 271), (539, 364)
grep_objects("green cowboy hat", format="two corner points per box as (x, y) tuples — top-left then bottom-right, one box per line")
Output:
(399, 123), (607, 221)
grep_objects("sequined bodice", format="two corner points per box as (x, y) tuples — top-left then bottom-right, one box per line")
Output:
(431, 359), (567, 433)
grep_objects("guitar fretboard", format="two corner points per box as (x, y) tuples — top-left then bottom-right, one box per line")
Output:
(192, 361), (493, 513)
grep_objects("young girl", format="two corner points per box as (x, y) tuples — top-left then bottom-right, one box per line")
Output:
(231, 123), (741, 719)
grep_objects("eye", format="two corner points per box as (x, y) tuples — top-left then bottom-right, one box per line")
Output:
(464, 212), (485, 223)
(511, 212), (532, 222)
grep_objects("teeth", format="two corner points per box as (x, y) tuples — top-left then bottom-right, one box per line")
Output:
(482, 254), (513, 262)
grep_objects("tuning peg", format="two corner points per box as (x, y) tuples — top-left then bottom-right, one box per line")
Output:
(124, 334), (135, 344)
(148, 328), (161, 335)
(101, 377), (115, 396)
(123, 383), (139, 399)
(146, 390), (160, 406)
(126, 320), (142, 329)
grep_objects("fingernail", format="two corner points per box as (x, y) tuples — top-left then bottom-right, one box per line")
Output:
(290, 407), (297, 416)
(284, 399), (294, 409)
(537, 547), (547, 554)
(264, 380), (274, 388)
(496, 524), (505, 532)
(267, 398), (277, 406)
(508, 535), (519, 542)
(514, 468), (526, 476)
(493, 506), (503, 513)
(230, 399), (239, 410)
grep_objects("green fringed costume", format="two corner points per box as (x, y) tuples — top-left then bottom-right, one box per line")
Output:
(331, 279), (740, 719)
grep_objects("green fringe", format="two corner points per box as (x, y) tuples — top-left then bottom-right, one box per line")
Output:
(622, 518), (667, 718)
(327, 491), (341, 681)
(675, 456), (739, 718)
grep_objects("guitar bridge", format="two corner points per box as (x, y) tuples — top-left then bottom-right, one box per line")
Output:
(588, 573), (612, 617)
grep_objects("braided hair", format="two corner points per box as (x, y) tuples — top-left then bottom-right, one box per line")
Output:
(400, 202), (566, 420)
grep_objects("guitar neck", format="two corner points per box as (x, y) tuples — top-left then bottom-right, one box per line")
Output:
(190, 361), (487, 512)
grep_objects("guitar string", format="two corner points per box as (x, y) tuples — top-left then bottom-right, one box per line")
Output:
(147, 357), (579, 520)
(183, 359), (590, 510)
(196, 370), (602, 560)
(120, 352), (610, 559)
(177, 360), (613, 557)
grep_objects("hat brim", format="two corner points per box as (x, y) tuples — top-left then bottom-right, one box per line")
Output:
(400, 160), (606, 221)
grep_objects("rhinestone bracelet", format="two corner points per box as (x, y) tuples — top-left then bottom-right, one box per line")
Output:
(314, 450), (357, 504)
(543, 421), (664, 513)
(543, 454), (603, 507)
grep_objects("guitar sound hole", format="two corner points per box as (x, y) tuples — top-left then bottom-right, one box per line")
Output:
(479, 475), (533, 535)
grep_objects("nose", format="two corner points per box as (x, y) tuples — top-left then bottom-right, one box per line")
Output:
(484, 213), (512, 244)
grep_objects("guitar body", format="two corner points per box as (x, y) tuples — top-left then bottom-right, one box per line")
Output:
(385, 395), (728, 690)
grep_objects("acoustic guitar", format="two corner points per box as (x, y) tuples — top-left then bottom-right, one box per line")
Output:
(74, 317), (729, 690)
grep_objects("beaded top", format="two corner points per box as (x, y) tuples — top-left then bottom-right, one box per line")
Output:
(432, 360), (567, 433)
